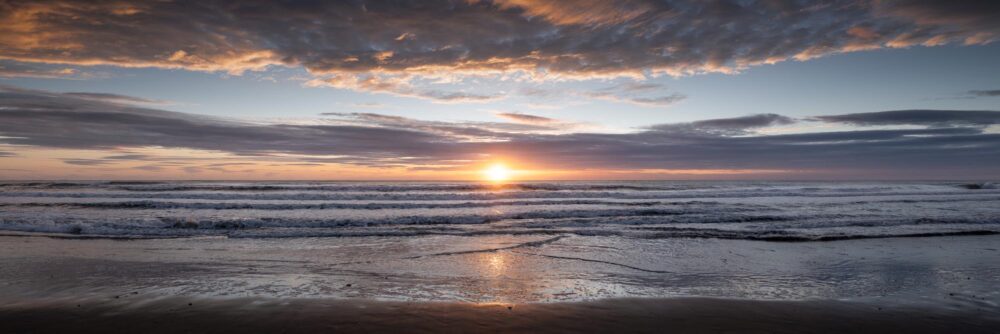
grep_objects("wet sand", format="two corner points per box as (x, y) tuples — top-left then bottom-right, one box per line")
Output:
(2, 296), (999, 333)
(2, 234), (1000, 332)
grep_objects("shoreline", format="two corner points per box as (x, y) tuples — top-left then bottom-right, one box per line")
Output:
(2, 296), (998, 333)
(1, 228), (998, 242)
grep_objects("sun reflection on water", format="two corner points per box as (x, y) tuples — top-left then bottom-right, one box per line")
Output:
(483, 252), (509, 277)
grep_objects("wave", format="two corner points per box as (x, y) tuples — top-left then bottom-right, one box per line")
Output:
(0, 182), (711, 192)
(0, 199), (714, 210)
(0, 209), (995, 237)
(5, 195), (998, 211)
(1, 181), (985, 193)
(1, 181), (998, 243)
(959, 182), (998, 190)
(2, 223), (996, 242)
(633, 227), (1000, 242)
(4, 188), (999, 202)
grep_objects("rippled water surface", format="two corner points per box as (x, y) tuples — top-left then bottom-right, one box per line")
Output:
(0, 181), (999, 306)
(0, 181), (998, 240)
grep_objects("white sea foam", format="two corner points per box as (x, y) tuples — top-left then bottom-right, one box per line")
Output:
(0, 181), (997, 240)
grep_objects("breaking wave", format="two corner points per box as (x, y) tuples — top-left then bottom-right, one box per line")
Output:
(0, 181), (997, 241)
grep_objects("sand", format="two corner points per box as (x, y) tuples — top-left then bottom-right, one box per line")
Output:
(2, 296), (999, 333)
(2, 233), (999, 333)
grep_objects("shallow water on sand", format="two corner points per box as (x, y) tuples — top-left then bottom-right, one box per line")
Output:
(1, 234), (999, 311)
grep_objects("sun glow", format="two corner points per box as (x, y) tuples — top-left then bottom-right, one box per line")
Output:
(484, 163), (512, 182)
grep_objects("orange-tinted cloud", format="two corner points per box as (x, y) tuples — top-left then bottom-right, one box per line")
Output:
(486, 0), (654, 26)
(494, 112), (557, 125)
(1, 0), (997, 90)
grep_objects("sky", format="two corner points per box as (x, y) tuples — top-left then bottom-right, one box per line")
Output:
(0, 0), (999, 180)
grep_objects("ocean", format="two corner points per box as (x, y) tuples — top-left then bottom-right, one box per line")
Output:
(0, 180), (997, 240)
(0, 180), (999, 307)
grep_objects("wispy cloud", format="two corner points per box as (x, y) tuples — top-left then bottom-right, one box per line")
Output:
(2, 86), (999, 177)
(493, 112), (558, 125)
(969, 89), (1000, 97)
(521, 83), (686, 107)
(0, 60), (87, 79)
(306, 74), (504, 103)
(350, 102), (386, 109)
(63, 92), (169, 105)
(62, 159), (113, 166)
(813, 110), (1000, 127)
(652, 114), (797, 136)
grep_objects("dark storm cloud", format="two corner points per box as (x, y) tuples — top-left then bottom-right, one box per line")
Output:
(1, 0), (997, 83)
(3, 86), (1000, 176)
(814, 109), (1000, 126)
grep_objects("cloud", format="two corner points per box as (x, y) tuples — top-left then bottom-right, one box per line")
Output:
(2, 86), (999, 177)
(0, 86), (455, 165)
(652, 114), (797, 136)
(62, 92), (166, 105)
(583, 82), (687, 107)
(876, 1), (1000, 45)
(584, 90), (687, 107)
(132, 165), (164, 171)
(516, 83), (685, 107)
(2, 1), (997, 98)
(690, 113), (796, 129)
(320, 112), (565, 137)
(101, 154), (152, 160)
(969, 89), (1000, 97)
(0, 151), (15, 157)
(625, 94), (688, 106)
(350, 102), (386, 109)
(306, 74), (504, 103)
(182, 166), (203, 174)
(614, 82), (665, 92)
(814, 109), (1000, 126)
(62, 158), (112, 166)
(0, 60), (81, 79)
(494, 112), (557, 125)
(487, 0), (654, 26)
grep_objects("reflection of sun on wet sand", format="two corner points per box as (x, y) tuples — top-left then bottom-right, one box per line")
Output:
(485, 252), (509, 276)
(464, 236), (547, 304)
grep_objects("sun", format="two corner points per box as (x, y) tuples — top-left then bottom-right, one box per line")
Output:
(484, 163), (512, 182)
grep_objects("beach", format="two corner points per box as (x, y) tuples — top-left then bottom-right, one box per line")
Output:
(4, 296), (999, 334)
(1, 233), (999, 333)
(1, 181), (998, 332)
(5, 0), (1000, 331)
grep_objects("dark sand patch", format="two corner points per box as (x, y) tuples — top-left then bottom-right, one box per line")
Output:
(1, 297), (998, 334)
